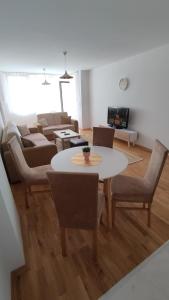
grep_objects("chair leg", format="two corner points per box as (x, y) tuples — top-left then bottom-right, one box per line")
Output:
(24, 185), (30, 209)
(61, 227), (67, 257)
(93, 229), (98, 262)
(103, 180), (109, 227)
(103, 181), (108, 209)
(103, 180), (107, 194)
(147, 203), (151, 227)
(100, 211), (104, 225)
(143, 202), (146, 209)
(112, 199), (116, 225)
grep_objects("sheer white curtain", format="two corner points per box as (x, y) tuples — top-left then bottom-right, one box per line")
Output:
(0, 73), (10, 124)
(1, 73), (78, 126)
(61, 79), (78, 120)
(8, 75), (61, 116)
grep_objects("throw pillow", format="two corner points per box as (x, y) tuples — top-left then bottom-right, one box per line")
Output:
(38, 118), (48, 127)
(61, 116), (71, 124)
(21, 137), (35, 148)
(17, 125), (30, 137)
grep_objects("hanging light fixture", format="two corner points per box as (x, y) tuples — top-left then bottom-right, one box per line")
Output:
(60, 51), (73, 79)
(42, 68), (51, 85)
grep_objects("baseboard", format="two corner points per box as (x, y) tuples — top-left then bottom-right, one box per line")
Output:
(80, 128), (152, 152)
(136, 143), (151, 152)
(80, 128), (92, 131)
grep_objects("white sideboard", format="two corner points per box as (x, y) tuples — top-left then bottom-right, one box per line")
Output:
(99, 241), (169, 300)
(100, 124), (138, 147)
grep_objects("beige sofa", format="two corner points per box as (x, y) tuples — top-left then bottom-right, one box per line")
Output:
(1, 122), (57, 183)
(37, 112), (79, 140)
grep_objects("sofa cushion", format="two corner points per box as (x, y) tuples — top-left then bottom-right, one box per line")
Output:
(43, 124), (74, 136)
(21, 137), (35, 147)
(53, 112), (68, 125)
(38, 118), (48, 127)
(6, 122), (22, 144)
(37, 113), (55, 126)
(22, 133), (51, 147)
(17, 124), (30, 136)
(37, 112), (69, 127)
(112, 175), (152, 202)
(61, 116), (71, 124)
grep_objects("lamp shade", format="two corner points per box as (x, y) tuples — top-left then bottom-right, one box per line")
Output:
(42, 68), (51, 85)
(60, 51), (73, 79)
(60, 71), (73, 79)
(42, 79), (51, 85)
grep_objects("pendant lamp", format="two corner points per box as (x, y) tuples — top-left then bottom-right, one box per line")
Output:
(60, 51), (73, 79)
(42, 68), (51, 85)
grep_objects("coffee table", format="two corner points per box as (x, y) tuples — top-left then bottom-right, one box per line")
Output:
(51, 146), (128, 229)
(53, 129), (80, 150)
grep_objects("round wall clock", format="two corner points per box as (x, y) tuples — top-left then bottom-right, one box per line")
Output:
(119, 78), (129, 90)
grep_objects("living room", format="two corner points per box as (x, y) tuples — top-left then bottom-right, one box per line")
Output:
(1, 1), (169, 300)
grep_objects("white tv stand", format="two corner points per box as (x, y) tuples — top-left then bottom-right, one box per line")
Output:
(100, 124), (138, 147)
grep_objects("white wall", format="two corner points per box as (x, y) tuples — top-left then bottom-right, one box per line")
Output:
(89, 44), (169, 149)
(0, 109), (4, 140)
(0, 248), (11, 300)
(76, 70), (91, 129)
(80, 70), (91, 128)
(0, 154), (25, 300)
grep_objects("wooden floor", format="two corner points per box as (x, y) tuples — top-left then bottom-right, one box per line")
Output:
(11, 138), (169, 300)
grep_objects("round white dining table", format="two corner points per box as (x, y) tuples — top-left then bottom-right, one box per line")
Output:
(51, 146), (128, 229)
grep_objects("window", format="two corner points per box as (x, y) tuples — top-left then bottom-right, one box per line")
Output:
(6, 73), (78, 123)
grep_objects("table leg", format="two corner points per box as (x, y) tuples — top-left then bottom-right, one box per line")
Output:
(104, 178), (112, 230)
(62, 139), (65, 150)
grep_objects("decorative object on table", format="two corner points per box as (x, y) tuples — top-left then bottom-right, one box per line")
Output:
(60, 51), (73, 79)
(42, 68), (51, 85)
(72, 152), (102, 166)
(119, 78), (129, 90)
(82, 146), (91, 163)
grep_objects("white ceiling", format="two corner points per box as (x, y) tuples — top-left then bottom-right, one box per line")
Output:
(0, 0), (169, 74)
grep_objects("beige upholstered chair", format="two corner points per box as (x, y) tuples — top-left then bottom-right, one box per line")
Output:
(8, 136), (52, 208)
(111, 140), (168, 227)
(93, 126), (115, 148)
(93, 127), (115, 195)
(47, 171), (105, 261)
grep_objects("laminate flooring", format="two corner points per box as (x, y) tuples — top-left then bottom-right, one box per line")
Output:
(11, 138), (169, 300)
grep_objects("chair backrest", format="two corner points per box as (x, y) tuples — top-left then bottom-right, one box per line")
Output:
(144, 139), (168, 196)
(93, 126), (114, 148)
(7, 136), (32, 181)
(47, 171), (99, 229)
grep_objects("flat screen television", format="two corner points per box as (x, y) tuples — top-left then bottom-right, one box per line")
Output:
(107, 107), (129, 129)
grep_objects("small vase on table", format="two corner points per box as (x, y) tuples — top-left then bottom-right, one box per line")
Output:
(82, 146), (91, 163)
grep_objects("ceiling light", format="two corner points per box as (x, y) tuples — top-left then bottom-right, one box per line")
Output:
(42, 68), (51, 85)
(60, 51), (73, 79)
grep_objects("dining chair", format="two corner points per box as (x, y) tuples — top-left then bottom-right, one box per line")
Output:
(8, 136), (52, 208)
(93, 126), (115, 202)
(111, 139), (168, 227)
(93, 126), (115, 148)
(47, 171), (105, 261)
